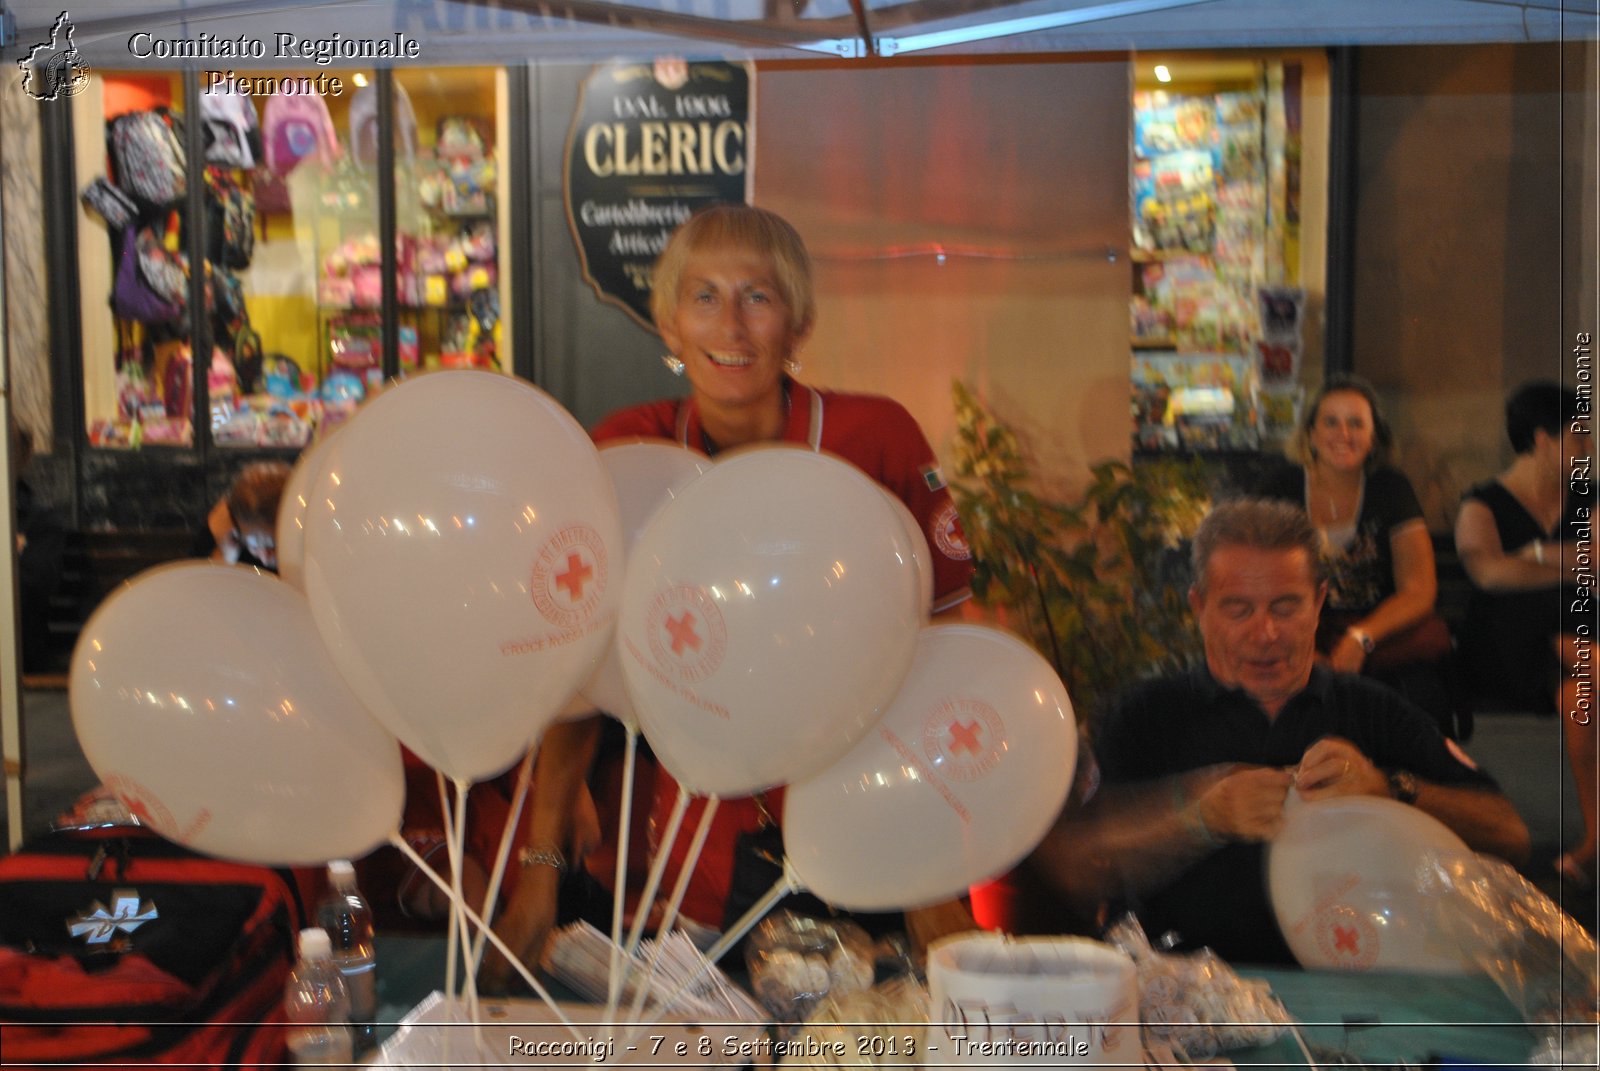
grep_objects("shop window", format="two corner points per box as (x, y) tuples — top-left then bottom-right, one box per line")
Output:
(236, 68), (378, 447)
(1130, 51), (1328, 455)
(391, 68), (510, 377)
(73, 68), (510, 452)
(74, 71), (191, 448)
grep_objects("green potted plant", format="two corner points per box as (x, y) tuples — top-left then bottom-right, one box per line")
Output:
(948, 381), (1212, 737)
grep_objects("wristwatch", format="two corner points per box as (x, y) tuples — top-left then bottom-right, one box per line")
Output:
(1347, 626), (1376, 654)
(1387, 769), (1420, 805)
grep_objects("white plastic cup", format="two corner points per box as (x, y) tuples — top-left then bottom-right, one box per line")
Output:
(924, 933), (1141, 1068)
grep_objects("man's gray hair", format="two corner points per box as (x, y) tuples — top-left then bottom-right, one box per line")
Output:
(1191, 497), (1323, 594)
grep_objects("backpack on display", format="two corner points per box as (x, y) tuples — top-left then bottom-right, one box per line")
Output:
(81, 176), (139, 231)
(258, 93), (340, 214)
(111, 225), (181, 325)
(262, 93), (340, 177)
(107, 108), (187, 209)
(349, 81), (418, 168)
(133, 216), (190, 315)
(0, 821), (306, 1069)
(200, 89), (262, 169)
(204, 166), (255, 269)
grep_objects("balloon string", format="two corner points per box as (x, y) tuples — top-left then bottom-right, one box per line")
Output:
(437, 770), (459, 1002)
(386, 832), (589, 1045)
(451, 778), (484, 1041)
(436, 775), (473, 1069)
(609, 786), (689, 1022)
(623, 796), (719, 1027)
(605, 726), (639, 1016)
(469, 746), (536, 977)
(613, 868), (798, 1057)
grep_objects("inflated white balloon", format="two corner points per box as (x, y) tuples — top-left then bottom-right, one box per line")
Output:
(882, 489), (934, 622)
(1267, 792), (1478, 974)
(578, 440), (711, 725)
(70, 562), (404, 866)
(275, 425), (341, 591)
(785, 624), (1076, 911)
(303, 370), (623, 783)
(618, 447), (922, 798)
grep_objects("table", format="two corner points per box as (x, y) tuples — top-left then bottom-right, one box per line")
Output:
(373, 936), (1538, 1066)
(1234, 967), (1533, 1065)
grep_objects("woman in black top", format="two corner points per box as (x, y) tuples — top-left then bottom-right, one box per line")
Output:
(1456, 381), (1595, 887)
(1259, 376), (1442, 672)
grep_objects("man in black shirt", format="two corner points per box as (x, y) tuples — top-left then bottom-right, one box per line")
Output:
(1033, 498), (1528, 964)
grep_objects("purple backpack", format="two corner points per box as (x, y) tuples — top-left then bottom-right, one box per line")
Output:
(111, 225), (181, 324)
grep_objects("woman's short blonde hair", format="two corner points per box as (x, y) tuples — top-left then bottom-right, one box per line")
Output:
(649, 203), (815, 336)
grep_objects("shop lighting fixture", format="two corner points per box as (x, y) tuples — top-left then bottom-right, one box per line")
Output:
(1154, 64), (1172, 82)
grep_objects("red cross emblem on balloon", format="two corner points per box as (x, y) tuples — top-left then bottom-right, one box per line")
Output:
(922, 696), (1004, 782)
(531, 525), (609, 630)
(646, 585), (727, 683)
(1314, 903), (1378, 970)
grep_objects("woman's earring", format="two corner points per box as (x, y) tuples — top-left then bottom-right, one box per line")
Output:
(783, 358), (802, 376)
(661, 354), (685, 376)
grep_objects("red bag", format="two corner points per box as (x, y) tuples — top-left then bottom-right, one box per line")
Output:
(0, 824), (307, 1069)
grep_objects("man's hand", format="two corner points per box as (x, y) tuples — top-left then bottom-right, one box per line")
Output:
(1193, 766), (1294, 842)
(1294, 735), (1387, 800)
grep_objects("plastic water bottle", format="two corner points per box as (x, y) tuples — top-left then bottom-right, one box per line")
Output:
(316, 860), (377, 1053)
(284, 927), (353, 1065)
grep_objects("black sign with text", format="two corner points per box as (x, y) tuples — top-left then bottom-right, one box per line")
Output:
(564, 59), (753, 332)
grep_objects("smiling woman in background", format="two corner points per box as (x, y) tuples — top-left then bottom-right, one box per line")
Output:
(1258, 376), (1452, 730)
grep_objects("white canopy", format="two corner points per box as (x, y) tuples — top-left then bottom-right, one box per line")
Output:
(2, 0), (1595, 68)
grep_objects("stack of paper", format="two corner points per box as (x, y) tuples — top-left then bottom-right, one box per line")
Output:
(544, 921), (769, 1026)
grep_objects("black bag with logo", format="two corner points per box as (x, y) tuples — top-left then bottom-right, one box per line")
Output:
(0, 823), (306, 1069)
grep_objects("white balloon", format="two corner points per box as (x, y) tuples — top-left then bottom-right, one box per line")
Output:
(785, 625), (1077, 911)
(882, 490), (934, 622)
(70, 562), (404, 866)
(1267, 792), (1478, 974)
(276, 425), (341, 591)
(303, 371), (623, 783)
(578, 440), (711, 725)
(618, 447), (922, 798)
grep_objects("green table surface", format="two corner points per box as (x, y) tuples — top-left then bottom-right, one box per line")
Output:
(373, 935), (1537, 1066)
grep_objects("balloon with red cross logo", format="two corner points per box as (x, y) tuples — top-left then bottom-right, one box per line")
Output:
(301, 371), (624, 782)
(576, 439), (711, 727)
(1267, 793), (1478, 974)
(784, 624), (1077, 911)
(617, 447), (923, 797)
(70, 562), (404, 866)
